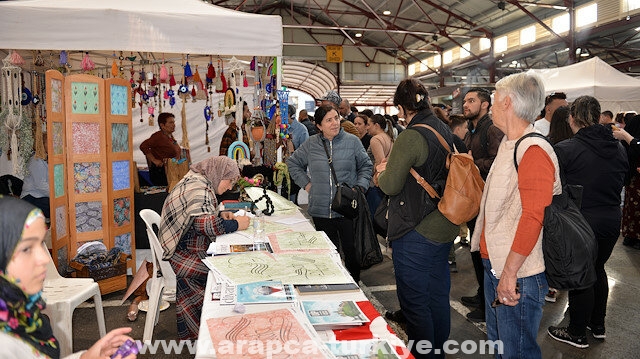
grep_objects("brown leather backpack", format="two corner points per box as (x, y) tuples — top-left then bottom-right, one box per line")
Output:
(410, 124), (485, 225)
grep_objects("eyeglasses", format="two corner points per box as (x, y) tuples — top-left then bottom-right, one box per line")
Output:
(545, 92), (567, 105)
(491, 282), (520, 308)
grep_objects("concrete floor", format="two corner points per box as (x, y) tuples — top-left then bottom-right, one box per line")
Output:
(70, 235), (640, 358)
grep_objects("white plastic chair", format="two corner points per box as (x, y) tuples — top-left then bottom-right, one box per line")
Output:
(139, 209), (177, 342)
(41, 244), (106, 357)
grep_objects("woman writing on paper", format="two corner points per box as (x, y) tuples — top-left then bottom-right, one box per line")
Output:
(159, 156), (250, 341)
(287, 105), (372, 283)
(0, 196), (136, 359)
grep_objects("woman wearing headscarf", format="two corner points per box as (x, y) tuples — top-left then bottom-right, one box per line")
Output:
(0, 196), (136, 359)
(158, 156), (250, 341)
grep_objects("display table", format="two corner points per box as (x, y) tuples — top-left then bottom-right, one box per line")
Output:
(134, 190), (168, 249)
(195, 208), (407, 358)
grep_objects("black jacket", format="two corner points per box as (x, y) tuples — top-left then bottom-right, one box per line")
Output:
(554, 125), (628, 238)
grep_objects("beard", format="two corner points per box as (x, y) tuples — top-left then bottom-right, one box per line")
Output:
(464, 107), (481, 121)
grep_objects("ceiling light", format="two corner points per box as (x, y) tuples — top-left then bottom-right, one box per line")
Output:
(355, 33), (362, 38)
(383, 10), (391, 15)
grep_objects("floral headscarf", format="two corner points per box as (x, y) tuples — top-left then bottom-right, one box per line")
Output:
(0, 196), (58, 358)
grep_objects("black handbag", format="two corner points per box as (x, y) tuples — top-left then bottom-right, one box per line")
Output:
(322, 140), (359, 218)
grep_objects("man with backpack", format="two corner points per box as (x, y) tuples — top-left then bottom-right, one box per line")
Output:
(460, 88), (504, 322)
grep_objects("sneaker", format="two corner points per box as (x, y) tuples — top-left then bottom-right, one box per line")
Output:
(545, 288), (558, 303)
(547, 326), (589, 348)
(459, 237), (470, 246)
(466, 308), (485, 322)
(449, 261), (458, 273)
(461, 294), (482, 307)
(587, 325), (606, 339)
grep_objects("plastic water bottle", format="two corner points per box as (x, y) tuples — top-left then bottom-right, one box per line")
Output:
(253, 209), (266, 247)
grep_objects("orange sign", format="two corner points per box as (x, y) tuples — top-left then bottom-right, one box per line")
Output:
(326, 45), (343, 63)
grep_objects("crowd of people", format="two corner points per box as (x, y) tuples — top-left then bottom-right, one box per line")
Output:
(2, 71), (639, 358)
(125, 79), (640, 357)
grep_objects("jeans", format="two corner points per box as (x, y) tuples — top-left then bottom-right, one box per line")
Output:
(392, 230), (452, 359)
(483, 258), (547, 359)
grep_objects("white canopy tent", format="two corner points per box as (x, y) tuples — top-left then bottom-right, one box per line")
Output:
(0, 0), (282, 56)
(528, 57), (640, 114)
(0, 0), (283, 174)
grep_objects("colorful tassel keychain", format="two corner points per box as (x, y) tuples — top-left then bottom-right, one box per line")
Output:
(193, 65), (204, 91)
(160, 59), (168, 83)
(184, 60), (193, 81)
(169, 67), (177, 87)
(59, 50), (68, 67)
(81, 52), (95, 72)
(111, 59), (119, 78)
(218, 59), (227, 93)
(148, 106), (155, 126)
(206, 56), (215, 83)
(243, 70), (249, 87)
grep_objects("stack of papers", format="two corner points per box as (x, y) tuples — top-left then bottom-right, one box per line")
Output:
(301, 300), (369, 330)
(219, 280), (296, 305)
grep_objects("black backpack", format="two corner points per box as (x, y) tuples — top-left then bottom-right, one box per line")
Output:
(514, 133), (597, 290)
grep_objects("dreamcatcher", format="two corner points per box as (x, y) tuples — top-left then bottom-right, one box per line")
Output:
(0, 52), (33, 175)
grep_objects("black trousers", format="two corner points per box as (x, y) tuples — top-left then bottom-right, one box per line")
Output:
(568, 234), (619, 335)
(313, 216), (360, 282)
(467, 216), (485, 307)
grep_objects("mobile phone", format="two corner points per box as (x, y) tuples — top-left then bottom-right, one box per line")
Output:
(491, 282), (521, 308)
(111, 339), (139, 359)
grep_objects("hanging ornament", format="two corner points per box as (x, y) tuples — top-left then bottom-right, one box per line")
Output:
(149, 68), (157, 86)
(59, 50), (68, 65)
(169, 96), (176, 108)
(184, 59), (193, 79)
(250, 57), (256, 71)
(111, 59), (119, 77)
(160, 63), (168, 83)
(206, 58), (215, 83)
(193, 65), (204, 91)
(169, 67), (177, 87)
(218, 59), (227, 93)
(243, 71), (249, 87)
(33, 51), (44, 67)
(148, 106), (155, 126)
(9, 50), (25, 66)
(191, 85), (197, 103)
(81, 52), (95, 71)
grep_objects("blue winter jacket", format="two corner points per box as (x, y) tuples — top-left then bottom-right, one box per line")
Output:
(287, 129), (373, 218)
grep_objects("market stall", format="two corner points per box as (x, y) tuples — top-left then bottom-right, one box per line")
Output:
(0, 0), (284, 274)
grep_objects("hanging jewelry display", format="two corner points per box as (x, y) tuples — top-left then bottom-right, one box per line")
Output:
(0, 53), (33, 175)
(178, 60), (190, 149)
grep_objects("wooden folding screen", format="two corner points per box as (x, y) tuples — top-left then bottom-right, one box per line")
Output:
(105, 78), (136, 273)
(45, 70), (69, 267)
(46, 72), (135, 273)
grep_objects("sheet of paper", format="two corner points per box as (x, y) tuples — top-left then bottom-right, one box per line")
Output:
(273, 216), (309, 225)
